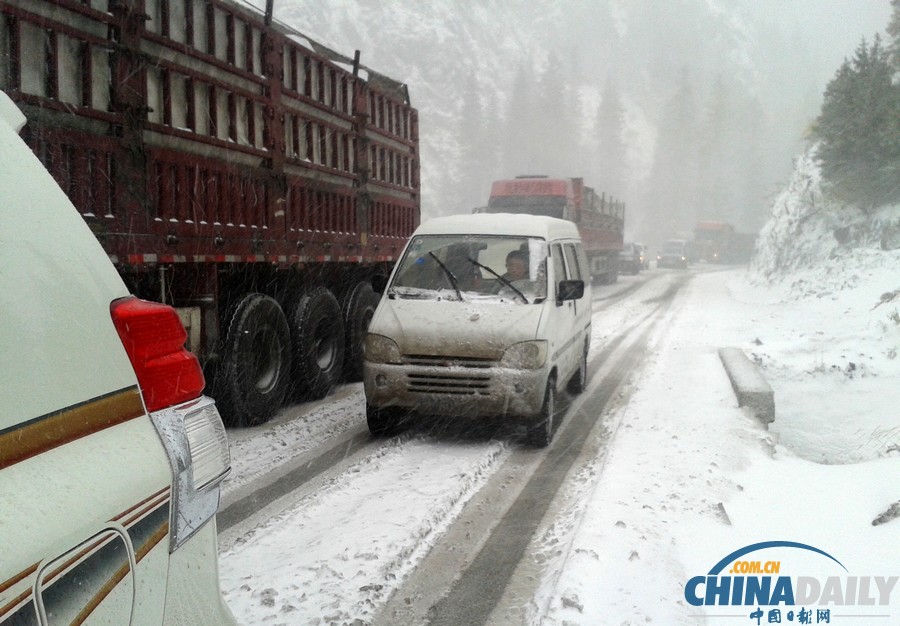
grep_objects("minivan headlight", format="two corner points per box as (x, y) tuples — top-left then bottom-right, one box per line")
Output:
(365, 334), (402, 364)
(500, 340), (547, 370)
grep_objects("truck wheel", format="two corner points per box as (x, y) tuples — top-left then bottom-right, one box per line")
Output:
(341, 280), (381, 381)
(217, 293), (292, 427)
(289, 287), (345, 399)
(366, 403), (407, 437)
(567, 340), (588, 395)
(525, 378), (556, 448)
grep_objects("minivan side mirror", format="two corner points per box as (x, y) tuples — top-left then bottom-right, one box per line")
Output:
(556, 279), (584, 304)
(372, 274), (388, 295)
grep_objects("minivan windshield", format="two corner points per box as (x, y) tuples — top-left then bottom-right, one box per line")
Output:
(389, 234), (549, 303)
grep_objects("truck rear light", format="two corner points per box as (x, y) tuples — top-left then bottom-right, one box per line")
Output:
(110, 296), (205, 412)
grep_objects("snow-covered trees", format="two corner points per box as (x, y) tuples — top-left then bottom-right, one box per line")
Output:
(813, 35), (900, 212)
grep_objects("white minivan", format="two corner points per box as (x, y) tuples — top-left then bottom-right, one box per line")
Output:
(363, 213), (592, 447)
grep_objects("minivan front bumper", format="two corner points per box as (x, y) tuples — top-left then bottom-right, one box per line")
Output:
(363, 360), (547, 419)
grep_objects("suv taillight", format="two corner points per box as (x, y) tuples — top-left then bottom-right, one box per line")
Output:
(112, 296), (231, 551)
(110, 296), (205, 411)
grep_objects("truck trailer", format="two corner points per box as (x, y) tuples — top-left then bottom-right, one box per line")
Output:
(0, 0), (420, 426)
(480, 176), (624, 283)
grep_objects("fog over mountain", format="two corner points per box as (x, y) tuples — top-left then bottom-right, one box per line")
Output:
(251, 0), (890, 249)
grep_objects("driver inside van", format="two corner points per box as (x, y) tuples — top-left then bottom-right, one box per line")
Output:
(502, 249), (528, 282)
(489, 249), (532, 295)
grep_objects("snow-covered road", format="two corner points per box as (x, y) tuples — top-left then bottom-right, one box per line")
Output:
(217, 264), (900, 625)
(217, 269), (681, 624)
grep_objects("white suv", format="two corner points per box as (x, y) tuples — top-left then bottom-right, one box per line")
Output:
(0, 92), (236, 623)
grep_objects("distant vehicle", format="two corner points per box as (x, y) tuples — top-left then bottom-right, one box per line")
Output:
(363, 213), (591, 447)
(692, 220), (757, 264)
(4, 0), (420, 427)
(657, 239), (690, 268)
(634, 242), (650, 269)
(478, 175), (625, 284)
(0, 91), (236, 624)
(618, 243), (642, 274)
(692, 221), (734, 262)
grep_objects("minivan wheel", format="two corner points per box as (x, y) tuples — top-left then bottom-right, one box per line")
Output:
(567, 341), (588, 395)
(366, 403), (407, 437)
(217, 293), (292, 427)
(526, 379), (556, 448)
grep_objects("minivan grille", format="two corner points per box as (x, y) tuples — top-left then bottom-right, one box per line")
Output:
(407, 372), (491, 395)
(402, 354), (494, 368)
(401, 354), (496, 396)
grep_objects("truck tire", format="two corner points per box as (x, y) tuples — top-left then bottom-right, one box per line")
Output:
(217, 293), (292, 427)
(289, 287), (345, 399)
(341, 280), (381, 381)
(525, 378), (556, 448)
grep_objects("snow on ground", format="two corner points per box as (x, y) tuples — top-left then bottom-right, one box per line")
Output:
(221, 384), (366, 498)
(540, 154), (900, 624)
(220, 437), (510, 623)
(219, 250), (899, 625)
(540, 262), (900, 625)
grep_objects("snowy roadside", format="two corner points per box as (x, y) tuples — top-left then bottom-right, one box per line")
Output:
(540, 259), (900, 625)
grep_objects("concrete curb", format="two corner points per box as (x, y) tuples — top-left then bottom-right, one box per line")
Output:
(718, 347), (775, 426)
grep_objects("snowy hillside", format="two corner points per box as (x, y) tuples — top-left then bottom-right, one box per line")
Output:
(753, 144), (900, 284)
(747, 147), (900, 462)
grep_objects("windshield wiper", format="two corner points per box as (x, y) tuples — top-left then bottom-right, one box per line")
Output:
(429, 252), (464, 301)
(465, 256), (528, 304)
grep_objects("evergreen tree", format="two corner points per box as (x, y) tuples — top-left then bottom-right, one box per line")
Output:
(696, 75), (732, 220)
(887, 0), (900, 71)
(536, 51), (578, 175)
(643, 68), (700, 239)
(734, 95), (768, 231)
(593, 79), (627, 198)
(457, 74), (491, 213)
(502, 60), (537, 175)
(813, 36), (900, 211)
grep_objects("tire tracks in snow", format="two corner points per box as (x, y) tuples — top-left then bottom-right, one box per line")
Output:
(216, 271), (690, 625)
(373, 273), (692, 625)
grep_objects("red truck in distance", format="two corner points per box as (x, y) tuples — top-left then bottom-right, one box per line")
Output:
(479, 176), (625, 284)
(691, 221), (756, 264)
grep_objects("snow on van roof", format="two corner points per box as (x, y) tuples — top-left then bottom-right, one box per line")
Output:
(414, 213), (581, 240)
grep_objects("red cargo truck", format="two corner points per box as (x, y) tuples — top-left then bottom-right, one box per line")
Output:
(481, 176), (625, 283)
(692, 220), (734, 262)
(692, 220), (755, 263)
(0, 0), (420, 426)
